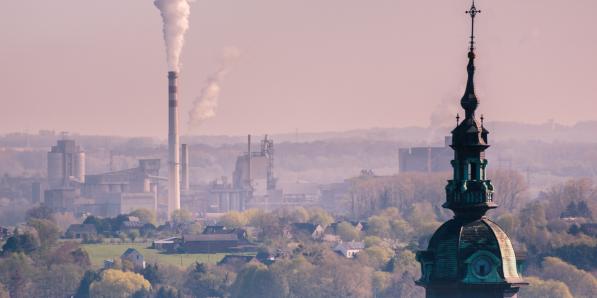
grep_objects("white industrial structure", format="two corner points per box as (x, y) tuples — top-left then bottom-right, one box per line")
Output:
(47, 139), (85, 188)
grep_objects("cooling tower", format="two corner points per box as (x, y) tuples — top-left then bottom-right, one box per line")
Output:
(168, 71), (181, 217)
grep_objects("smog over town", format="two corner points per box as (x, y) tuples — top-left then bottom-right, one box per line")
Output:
(0, 1), (596, 297)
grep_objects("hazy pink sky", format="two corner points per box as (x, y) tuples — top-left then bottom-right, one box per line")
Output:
(1, 0), (596, 137)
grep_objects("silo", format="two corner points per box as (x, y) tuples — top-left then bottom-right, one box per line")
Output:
(75, 151), (86, 183)
(47, 152), (64, 187)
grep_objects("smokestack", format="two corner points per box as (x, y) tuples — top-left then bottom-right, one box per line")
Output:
(168, 71), (181, 217)
(247, 134), (252, 188)
(181, 144), (190, 192)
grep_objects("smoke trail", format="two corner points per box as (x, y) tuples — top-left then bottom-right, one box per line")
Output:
(427, 96), (459, 145)
(154, 0), (192, 72)
(188, 47), (241, 132)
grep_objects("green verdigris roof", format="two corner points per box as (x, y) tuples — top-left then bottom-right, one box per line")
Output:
(423, 217), (523, 285)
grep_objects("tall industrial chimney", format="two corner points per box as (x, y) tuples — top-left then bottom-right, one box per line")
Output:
(247, 134), (252, 188)
(181, 143), (190, 192)
(168, 71), (181, 217)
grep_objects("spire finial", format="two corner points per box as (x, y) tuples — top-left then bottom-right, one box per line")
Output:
(461, 0), (481, 119)
(465, 0), (481, 52)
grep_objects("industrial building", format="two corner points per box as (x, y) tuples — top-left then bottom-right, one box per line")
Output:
(398, 136), (452, 173)
(206, 135), (279, 212)
(78, 159), (162, 217)
(42, 139), (166, 218)
(43, 139), (84, 212)
(47, 139), (85, 188)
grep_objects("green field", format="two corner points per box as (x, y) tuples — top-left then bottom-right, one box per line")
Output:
(82, 243), (228, 268)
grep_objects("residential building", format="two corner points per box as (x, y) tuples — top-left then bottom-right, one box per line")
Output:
(121, 248), (146, 270)
(333, 241), (365, 258)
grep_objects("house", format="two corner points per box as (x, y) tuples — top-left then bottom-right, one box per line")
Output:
(333, 241), (365, 258)
(255, 251), (276, 265)
(152, 226), (257, 254)
(121, 248), (146, 269)
(152, 236), (180, 252)
(65, 224), (97, 239)
(120, 220), (145, 232)
(217, 255), (258, 271)
(286, 223), (325, 240)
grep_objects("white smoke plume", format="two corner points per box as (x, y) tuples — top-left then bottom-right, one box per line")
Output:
(154, 0), (192, 72)
(427, 97), (459, 145)
(188, 47), (241, 132)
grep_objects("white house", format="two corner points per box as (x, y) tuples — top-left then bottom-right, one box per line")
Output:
(333, 241), (365, 258)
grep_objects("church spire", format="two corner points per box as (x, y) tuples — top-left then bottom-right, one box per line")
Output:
(444, 0), (495, 220)
(416, 3), (527, 296)
(461, 1), (481, 119)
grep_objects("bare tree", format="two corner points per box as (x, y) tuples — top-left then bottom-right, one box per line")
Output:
(489, 169), (529, 211)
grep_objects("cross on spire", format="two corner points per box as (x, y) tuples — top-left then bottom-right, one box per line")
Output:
(465, 1), (481, 52)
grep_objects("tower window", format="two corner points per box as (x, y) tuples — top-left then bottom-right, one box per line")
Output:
(472, 256), (493, 278)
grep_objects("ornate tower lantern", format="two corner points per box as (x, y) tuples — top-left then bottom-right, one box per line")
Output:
(416, 2), (527, 297)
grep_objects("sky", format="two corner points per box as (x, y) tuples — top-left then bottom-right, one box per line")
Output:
(0, 0), (596, 138)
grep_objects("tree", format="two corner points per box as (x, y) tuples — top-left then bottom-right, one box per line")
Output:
(155, 286), (181, 298)
(389, 218), (413, 241)
(577, 200), (593, 219)
(28, 264), (84, 298)
(249, 212), (283, 241)
(184, 263), (232, 298)
(74, 270), (100, 298)
(129, 209), (157, 225)
(89, 269), (151, 298)
(0, 283), (8, 298)
(1, 232), (39, 255)
(519, 276), (572, 298)
(539, 257), (597, 298)
(379, 271), (424, 298)
(368, 216), (391, 238)
(0, 253), (34, 298)
(372, 271), (392, 296)
(308, 208), (333, 228)
(385, 250), (419, 276)
(230, 263), (286, 298)
(128, 230), (140, 243)
(289, 207), (310, 223)
(25, 206), (53, 221)
(43, 242), (90, 269)
(218, 211), (248, 229)
(495, 213), (520, 236)
(336, 221), (360, 241)
(489, 169), (529, 211)
(552, 244), (597, 271)
(141, 264), (163, 286)
(360, 246), (394, 269)
(171, 209), (192, 225)
(28, 218), (60, 249)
